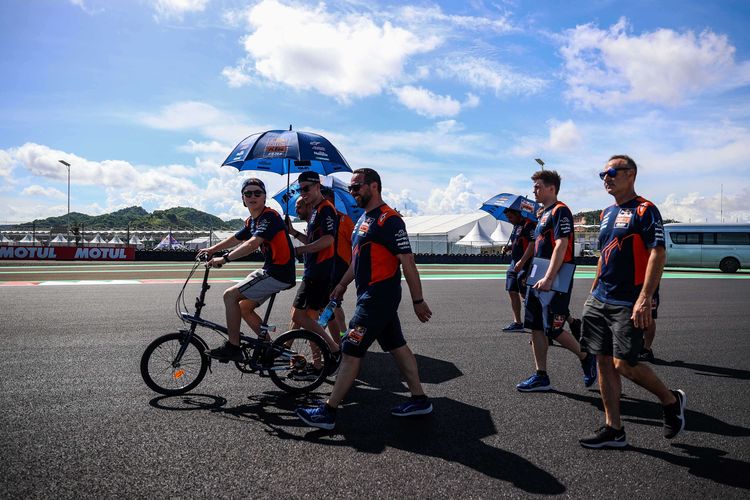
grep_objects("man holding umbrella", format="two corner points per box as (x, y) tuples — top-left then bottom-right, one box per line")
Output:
(296, 168), (433, 429)
(501, 208), (536, 332)
(287, 171), (343, 368)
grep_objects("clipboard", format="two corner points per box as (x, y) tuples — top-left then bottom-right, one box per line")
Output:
(526, 257), (576, 293)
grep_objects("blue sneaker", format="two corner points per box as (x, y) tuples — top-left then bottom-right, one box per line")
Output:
(391, 398), (433, 417)
(516, 373), (552, 392)
(501, 322), (525, 332)
(296, 404), (335, 430)
(581, 354), (597, 387)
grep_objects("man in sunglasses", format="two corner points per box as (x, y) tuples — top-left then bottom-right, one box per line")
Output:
(296, 168), (433, 429)
(579, 155), (685, 448)
(286, 171), (343, 369)
(199, 178), (296, 361)
(516, 170), (597, 392)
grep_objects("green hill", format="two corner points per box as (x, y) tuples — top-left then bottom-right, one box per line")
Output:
(14, 206), (245, 231)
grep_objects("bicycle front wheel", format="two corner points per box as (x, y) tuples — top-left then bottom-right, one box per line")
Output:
(266, 329), (331, 394)
(140, 332), (208, 395)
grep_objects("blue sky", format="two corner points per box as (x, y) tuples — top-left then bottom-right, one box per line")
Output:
(1, 0), (749, 224)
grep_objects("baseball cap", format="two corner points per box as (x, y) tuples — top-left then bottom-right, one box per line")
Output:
(241, 178), (266, 193)
(297, 171), (320, 184)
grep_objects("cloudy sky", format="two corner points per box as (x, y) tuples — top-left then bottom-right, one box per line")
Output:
(1, 0), (749, 224)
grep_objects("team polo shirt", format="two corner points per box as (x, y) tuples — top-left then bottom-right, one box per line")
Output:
(234, 207), (295, 284)
(303, 199), (337, 280)
(534, 202), (574, 262)
(352, 204), (411, 297)
(593, 196), (665, 307)
(510, 219), (537, 266)
(333, 211), (354, 273)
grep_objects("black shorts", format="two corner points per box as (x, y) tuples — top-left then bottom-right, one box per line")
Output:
(341, 296), (406, 358)
(524, 287), (571, 338)
(505, 266), (528, 296)
(651, 292), (660, 320)
(292, 276), (331, 311)
(580, 296), (643, 366)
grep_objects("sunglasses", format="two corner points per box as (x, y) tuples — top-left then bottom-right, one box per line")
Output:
(243, 190), (264, 198)
(599, 167), (633, 180)
(348, 182), (364, 193)
(299, 183), (318, 193)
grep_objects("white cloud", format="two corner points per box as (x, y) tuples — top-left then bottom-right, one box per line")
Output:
(661, 189), (750, 223)
(560, 17), (750, 109)
(438, 56), (547, 96)
(394, 86), (469, 118)
(152, 0), (209, 20)
(383, 188), (424, 216)
(139, 101), (227, 131)
(548, 119), (582, 151)
(396, 5), (516, 33)
(221, 65), (253, 88)
(21, 185), (66, 200)
(0, 149), (13, 178)
(424, 174), (486, 215)
(228, 0), (440, 101)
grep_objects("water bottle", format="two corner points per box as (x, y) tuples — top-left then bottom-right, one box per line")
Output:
(318, 299), (339, 327)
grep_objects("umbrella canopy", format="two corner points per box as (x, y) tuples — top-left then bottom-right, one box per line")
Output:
(455, 222), (497, 248)
(480, 193), (540, 223)
(223, 129), (351, 176)
(273, 176), (364, 221)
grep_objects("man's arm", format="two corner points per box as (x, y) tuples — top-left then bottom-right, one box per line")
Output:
(296, 235), (334, 255)
(199, 235), (241, 257)
(207, 235), (264, 267)
(591, 256), (602, 292)
(398, 253), (432, 323)
(533, 236), (568, 292)
(330, 260), (355, 300)
(514, 241), (535, 273)
(632, 246), (666, 329)
(286, 218), (309, 244)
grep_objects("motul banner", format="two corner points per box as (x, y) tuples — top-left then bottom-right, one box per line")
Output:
(0, 246), (135, 261)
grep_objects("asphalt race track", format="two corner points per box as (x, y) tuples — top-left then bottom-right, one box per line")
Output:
(1, 263), (749, 498)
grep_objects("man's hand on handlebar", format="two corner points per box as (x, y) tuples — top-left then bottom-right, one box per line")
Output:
(206, 256), (225, 268)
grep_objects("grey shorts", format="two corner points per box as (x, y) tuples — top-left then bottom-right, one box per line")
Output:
(580, 296), (643, 366)
(237, 269), (294, 305)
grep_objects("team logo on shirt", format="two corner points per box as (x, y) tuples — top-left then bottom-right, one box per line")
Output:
(614, 209), (633, 228)
(357, 219), (371, 236)
(540, 212), (550, 225)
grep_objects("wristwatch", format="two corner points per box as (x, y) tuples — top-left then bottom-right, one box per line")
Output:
(223, 254), (231, 264)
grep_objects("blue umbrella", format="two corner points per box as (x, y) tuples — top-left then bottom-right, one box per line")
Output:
(273, 177), (364, 222)
(480, 193), (540, 223)
(222, 128), (351, 175)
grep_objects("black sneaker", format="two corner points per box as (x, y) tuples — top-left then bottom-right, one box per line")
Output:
(570, 318), (582, 341)
(638, 348), (655, 362)
(205, 341), (244, 362)
(579, 425), (627, 449)
(663, 389), (687, 439)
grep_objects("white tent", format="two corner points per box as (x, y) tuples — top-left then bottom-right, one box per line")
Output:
(128, 235), (144, 248)
(19, 233), (42, 245)
(88, 233), (107, 246)
(49, 234), (69, 246)
(490, 221), (514, 244)
(108, 235), (125, 246)
(185, 231), (223, 250)
(154, 233), (187, 250)
(403, 212), (498, 254)
(1, 234), (15, 246)
(455, 222), (497, 248)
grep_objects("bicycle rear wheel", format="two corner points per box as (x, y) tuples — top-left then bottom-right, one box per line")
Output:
(266, 329), (331, 394)
(140, 332), (208, 395)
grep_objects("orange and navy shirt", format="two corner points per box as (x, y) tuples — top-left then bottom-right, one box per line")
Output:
(235, 207), (295, 285)
(534, 202), (574, 263)
(352, 204), (411, 296)
(593, 197), (665, 307)
(510, 219), (537, 268)
(303, 199), (337, 280)
(332, 211), (354, 280)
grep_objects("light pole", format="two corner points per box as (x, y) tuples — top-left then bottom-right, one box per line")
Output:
(58, 160), (71, 238)
(534, 158), (545, 170)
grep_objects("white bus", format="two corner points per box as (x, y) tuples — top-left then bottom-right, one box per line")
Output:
(664, 223), (750, 273)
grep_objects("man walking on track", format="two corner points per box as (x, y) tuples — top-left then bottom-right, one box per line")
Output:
(579, 155), (685, 448)
(296, 168), (433, 430)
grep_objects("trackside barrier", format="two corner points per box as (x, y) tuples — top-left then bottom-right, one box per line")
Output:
(0, 246), (135, 261)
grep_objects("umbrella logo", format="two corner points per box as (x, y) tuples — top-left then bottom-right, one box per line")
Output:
(263, 136), (289, 157)
(520, 200), (534, 213)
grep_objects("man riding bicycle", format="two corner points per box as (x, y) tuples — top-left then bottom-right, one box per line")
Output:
(198, 178), (296, 362)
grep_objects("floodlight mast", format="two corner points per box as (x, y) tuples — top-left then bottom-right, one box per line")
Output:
(59, 160), (71, 238)
(534, 158), (545, 170)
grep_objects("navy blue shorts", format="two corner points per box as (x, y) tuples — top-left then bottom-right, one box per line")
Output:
(524, 287), (571, 338)
(505, 266), (528, 295)
(341, 297), (406, 358)
(651, 292), (660, 320)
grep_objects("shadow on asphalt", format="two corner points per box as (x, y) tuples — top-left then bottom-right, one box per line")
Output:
(627, 443), (750, 490)
(650, 358), (750, 380)
(149, 353), (566, 495)
(554, 390), (750, 438)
